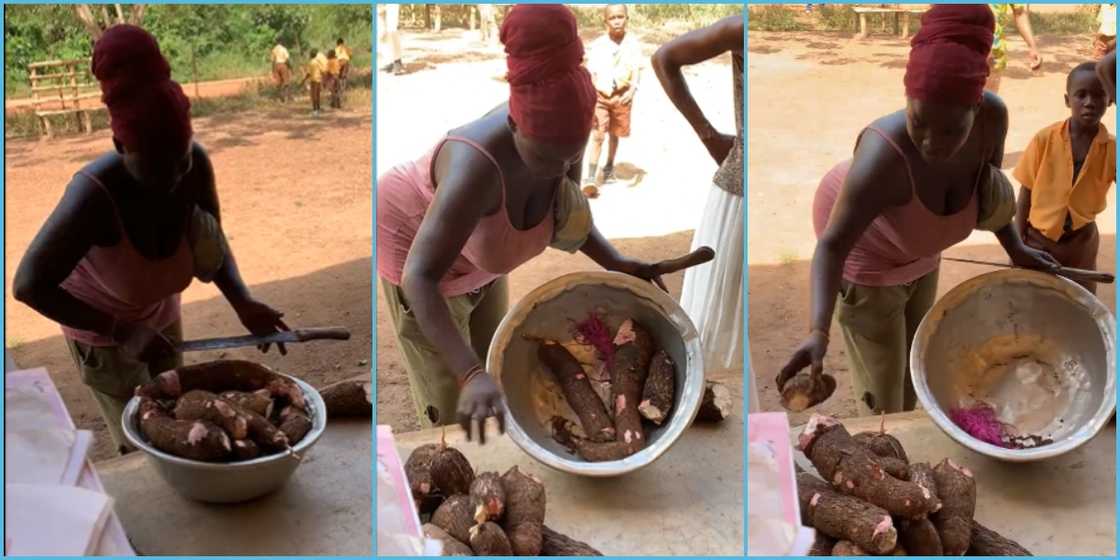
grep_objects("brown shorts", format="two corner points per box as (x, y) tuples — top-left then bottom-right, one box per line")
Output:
(1024, 221), (1100, 293)
(272, 62), (292, 85)
(594, 93), (632, 138)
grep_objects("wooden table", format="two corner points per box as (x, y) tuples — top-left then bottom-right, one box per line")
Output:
(792, 411), (1116, 555)
(393, 417), (745, 555)
(97, 419), (372, 556)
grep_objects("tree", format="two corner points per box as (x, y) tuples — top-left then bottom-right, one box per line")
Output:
(73, 4), (145, 40)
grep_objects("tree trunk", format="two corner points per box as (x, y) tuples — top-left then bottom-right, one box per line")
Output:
(113, 4), (125, 24)
(129, 4), (145, 25)
(73, 5), (105, 40)
(192, 48), (200, 99)
(74, 4), (144, 40)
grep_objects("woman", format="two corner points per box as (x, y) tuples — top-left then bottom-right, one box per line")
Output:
(13, 25), (288, 454)
(653, 15), (744, 372)
(778, 5), (1057, 415)
(378, 4), (681, 443)
(986, 3), (1043, 94)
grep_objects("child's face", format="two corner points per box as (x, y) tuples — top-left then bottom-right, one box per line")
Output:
(605, 6), (628, 36)
(1067, 70), (1108, 127)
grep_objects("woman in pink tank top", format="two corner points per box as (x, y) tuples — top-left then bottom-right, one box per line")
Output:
(379, 5), (681, 441)
(776, 6), (1058, 415)
(12, 26), (287, 453)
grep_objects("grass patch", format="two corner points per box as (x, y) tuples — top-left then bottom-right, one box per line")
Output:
(748, 5), (808, 33)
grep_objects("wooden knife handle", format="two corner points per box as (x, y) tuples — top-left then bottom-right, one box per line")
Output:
(293, 327), (352, 342)
(655, 246), (716, 275)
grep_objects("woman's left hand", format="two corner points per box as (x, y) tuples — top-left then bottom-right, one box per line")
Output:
(1007, 242), (1060, 272)
(607, 257), (670, 292)
(232, 298), (291, 355)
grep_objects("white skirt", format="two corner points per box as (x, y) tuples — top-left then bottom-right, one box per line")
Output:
(680, 184), (744, 371)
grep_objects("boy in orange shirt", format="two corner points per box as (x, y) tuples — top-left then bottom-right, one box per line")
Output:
(1015, 62), (1116, 294)
(325, 49), (342, 109)
(299, 49), (324, 116)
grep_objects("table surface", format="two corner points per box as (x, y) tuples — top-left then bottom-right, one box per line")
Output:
(392, 417), (745, 556)
(96, 419), (372, 556)
(791, 410), (1116, 556)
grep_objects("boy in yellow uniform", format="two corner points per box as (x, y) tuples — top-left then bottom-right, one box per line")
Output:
(1015, 62), (1116, 294)
(584, 4), (643, 195)
(336, 38), (352, 82)
(326, 49), (342, 109)
(300, 49), (325, 116)
(270, 39), (292, 102)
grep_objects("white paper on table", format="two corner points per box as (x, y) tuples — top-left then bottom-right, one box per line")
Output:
(5, 428), (77, 485)
(747, 440), (796, 555)
(5, 483), (114, 556)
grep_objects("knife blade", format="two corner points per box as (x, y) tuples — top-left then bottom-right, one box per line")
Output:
(176, 327), (351, 353)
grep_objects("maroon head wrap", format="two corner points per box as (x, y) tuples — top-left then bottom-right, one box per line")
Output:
(904, 4), (994, 105)
(501, 4), (596, 144)
(92, 25), (192, 154)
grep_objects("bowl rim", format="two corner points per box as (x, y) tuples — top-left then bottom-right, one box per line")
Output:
(121, 371), (328, 469)
(910, 269), (1117, 462)
(487, 270), (706, 477)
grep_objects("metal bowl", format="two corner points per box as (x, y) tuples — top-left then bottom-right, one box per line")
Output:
(911, 269), (1115, 462)
(121, 371), (327, 503)
(488, 271), (704, 477)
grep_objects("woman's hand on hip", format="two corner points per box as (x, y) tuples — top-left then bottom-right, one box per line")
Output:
(457, 370), (506, 445)
(702, 132), (736, 166)
(777, 330), (829, 391)
(231, 298), (290, 355)
(112, 322), (176, 362)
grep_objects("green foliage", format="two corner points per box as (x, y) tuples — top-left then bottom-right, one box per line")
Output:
(4, 4), (371, 95)
(747, 5), (807, 33)
(1028, 8), (1098, 36)
(392, 4), (738, 32)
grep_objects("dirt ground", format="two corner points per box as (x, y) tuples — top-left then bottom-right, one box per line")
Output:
(5, 76), (266, 113)
(375, 27), (743, 432)
(747, 30), (1117, 424)
(4, 91), (373, 461)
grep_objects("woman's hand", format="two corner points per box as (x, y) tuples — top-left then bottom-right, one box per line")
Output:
(112, 322), (176, 362)
(607, 257), (670, 292)
(457, 371), (506, 444)
(776, 330), (829, 391)
(1027, 49), (1043, 72)
(231, 298), (290, 355)
(701, 131), (736, 165)
(1006, 241), (1060, 272)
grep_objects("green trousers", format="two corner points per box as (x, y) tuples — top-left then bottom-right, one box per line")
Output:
(835, 269), (938, 416)
(65, 321), (183, 455)
(381, 277), (508, 428)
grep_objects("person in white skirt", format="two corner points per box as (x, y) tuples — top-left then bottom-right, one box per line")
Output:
(653, 15), (744, 371)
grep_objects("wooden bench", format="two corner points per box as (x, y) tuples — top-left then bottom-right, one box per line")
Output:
(28, 58), (105, 139)
(852, 5), (926, 40)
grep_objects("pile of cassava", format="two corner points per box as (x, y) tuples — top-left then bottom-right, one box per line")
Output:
(537, 316), (732, 462)
(133, 360), (371, 462)
(797, 414), (1032, 556)
(405, 439), (602, 556)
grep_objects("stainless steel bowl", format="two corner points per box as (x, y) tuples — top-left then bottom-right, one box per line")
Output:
(487, 271), (704, 477)
(911, 269), (1115, 462)
(121, 372), (327, 503)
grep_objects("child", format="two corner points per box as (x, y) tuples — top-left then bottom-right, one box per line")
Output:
(1014, 62), (1116, 294)
(299, 49), (324, 115)
(336, 38), (351, 83)
(583, 4), (642, 196)
(325, 49), (342, 109)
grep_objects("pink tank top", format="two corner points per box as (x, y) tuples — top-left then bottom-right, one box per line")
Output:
(60, 172), (194, 346)
(377, 136), (555, 296)
(813, 127), (979, 287)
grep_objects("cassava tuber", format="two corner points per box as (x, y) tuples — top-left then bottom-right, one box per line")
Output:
(137, 397), (232, 462)
(431, 494), (477, 544)
(548, 416), (636, 462)
(808, 532), (836, 556)
(931, 458), (976, 556)
(967, 520), (1031, 556)
(638, 349), (676, 425)
(696, 380), (733, 422)
(406, 443), (440, 502)
(173, 390), (250, 440)
(831, 540), (869, 555)
(796, 473), (898, 555)
(538, 341), (615, 442)
(319, 377), (372, 418)
(501, 466), (546, 556)
(231, 438), (261, 461)
(898, 463), (943, 555)
(798, 415), (939, 518)
(431, 444), (475, 496)
(608, 319), (654, 455)
(541, 525), (603, 556)
(469, 521), (513, 555)
(219, 389), (274, 418)
(779, 371), (837, 412)
(853, 432), (909, 464)
(470, 472), (506, 522)
(277, 406), (313, 445)
(423, 523), (473, 556)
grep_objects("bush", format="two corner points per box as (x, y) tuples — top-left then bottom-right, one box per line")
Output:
(747, 6), (808, 33)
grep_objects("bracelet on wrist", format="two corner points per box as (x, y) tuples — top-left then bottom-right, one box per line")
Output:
(458, 364), (485, 388)
(810, 327), (830, 341)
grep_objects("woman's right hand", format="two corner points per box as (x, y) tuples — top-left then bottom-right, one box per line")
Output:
(112, 322), (176, 362)
(457, 371), (506, 444)
(776, 330), (829, 390)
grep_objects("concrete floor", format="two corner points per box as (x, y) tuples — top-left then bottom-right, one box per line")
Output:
(97, 419), (372, 556)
